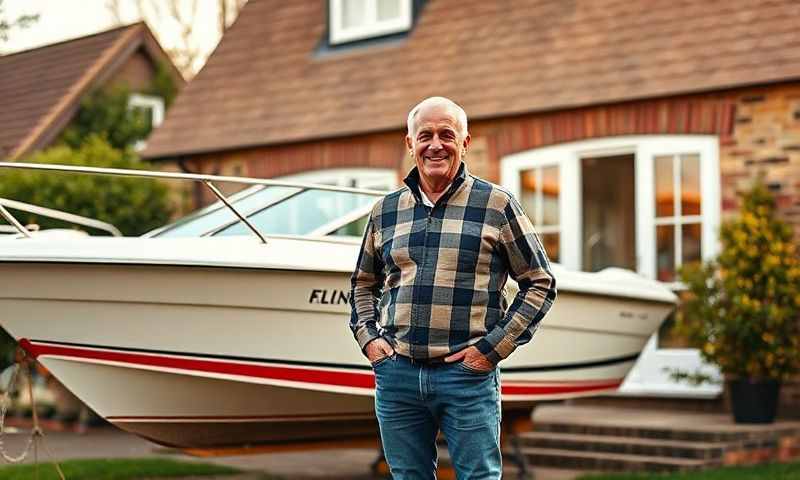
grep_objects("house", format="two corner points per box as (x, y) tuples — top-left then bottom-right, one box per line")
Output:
(0, 22), (184, 160)
(143, 0), (800, 411)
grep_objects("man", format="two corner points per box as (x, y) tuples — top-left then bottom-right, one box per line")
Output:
(350, 96), (557, 479)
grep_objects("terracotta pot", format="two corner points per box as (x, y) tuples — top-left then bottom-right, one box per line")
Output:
(729, 378), (780, 424)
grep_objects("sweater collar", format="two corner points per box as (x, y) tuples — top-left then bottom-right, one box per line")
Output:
(403, 162), (469, 207)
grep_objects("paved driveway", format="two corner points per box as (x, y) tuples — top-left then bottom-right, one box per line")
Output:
(0, 425), (580, 479)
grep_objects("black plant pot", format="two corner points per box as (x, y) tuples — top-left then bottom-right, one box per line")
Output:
(729, 378), (781, 424)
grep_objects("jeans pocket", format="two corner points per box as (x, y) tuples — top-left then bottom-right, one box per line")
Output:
(371, 353), (393, 368)
(456, 361), (494, 375)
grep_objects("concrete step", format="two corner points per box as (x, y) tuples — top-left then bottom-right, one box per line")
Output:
(519, 447), (711, 472)
(518, 431), (728, 460)
(533, 420), (787, 443)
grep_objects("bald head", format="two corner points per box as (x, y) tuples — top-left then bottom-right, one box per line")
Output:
(407, 97), (468, 137)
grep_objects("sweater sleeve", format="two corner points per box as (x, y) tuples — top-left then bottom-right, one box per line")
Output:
(349, 213), (385, 353)
(473, 195), (557, 365)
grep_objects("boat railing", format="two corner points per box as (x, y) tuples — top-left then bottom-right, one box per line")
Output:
(0, 162), (387, 243)
(0, 197), (123, 237)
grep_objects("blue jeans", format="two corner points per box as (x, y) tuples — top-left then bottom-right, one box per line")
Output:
(373, 354), (502, 480)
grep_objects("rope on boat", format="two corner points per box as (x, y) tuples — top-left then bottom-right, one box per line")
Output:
(0, 348), (66, 479)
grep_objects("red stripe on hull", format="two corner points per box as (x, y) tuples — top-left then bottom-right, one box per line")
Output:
(502, 380), (621, 395)
(20, 339), (375, 389)
(20, 339), (622, 396)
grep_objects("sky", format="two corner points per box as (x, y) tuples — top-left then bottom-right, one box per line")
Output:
(1, 0), (226, 74)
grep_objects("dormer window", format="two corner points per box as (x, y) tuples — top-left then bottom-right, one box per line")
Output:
(329, 0), (412, 45)
(128, 93), (165, 151)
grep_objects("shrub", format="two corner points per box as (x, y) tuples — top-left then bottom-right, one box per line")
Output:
(0, 135), (172, 236)
(674, 178), (800, 382)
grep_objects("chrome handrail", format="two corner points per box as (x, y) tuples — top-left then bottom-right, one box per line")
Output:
(0, 198), (122, 237)
(0, 162), (389, 195)
(0, 162), (387, 242)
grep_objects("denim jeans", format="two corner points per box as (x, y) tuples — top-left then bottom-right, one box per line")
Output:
(373, 354), (502, 480)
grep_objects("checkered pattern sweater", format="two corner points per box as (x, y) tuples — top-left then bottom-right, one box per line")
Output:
(349, 162), (557, 365)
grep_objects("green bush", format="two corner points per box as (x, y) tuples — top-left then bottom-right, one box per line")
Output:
(673, 178), (800, 382)
(58, 86), (151, 151)
(58, 63), (177, 151)
(0, 135), (172, 236)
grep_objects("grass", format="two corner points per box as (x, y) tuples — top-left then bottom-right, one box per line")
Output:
(0, 458), (247, 480)
(576, 460), (800, 480)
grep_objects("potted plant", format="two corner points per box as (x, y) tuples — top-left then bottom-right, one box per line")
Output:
(672, 178), (800, 423)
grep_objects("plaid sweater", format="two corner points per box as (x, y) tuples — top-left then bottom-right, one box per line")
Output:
(349, 162), (557, 365)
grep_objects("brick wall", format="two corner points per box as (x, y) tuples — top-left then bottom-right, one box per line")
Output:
(718, 82), (800, 418)
(719, 82), (800, 237)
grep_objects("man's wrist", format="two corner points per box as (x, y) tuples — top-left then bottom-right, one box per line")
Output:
(356, 326), (381, 352)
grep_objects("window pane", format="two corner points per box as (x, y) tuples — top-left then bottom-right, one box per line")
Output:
(331, 215), (369, 237)
(519, 169), (538, 223)
(541, 166), (559, 226)
(377, 0), (401, 20)
(342, 0), (366, 28)
(681, 154), (701, 216)
(655, 155), (674, 217)
(131, 106), (153, 132)
(541, 233), (560, 263)
(656, 224), (675, 282)
(581, 155), (636, 272)
(681, 222), (702, 264)
(155, 186), (300, 238)
(216, 190), (376, 236)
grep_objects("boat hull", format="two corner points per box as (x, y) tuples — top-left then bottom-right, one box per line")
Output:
(1, 261), (673, 448)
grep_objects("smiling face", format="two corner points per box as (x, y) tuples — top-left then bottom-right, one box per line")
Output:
(405, 102), (471, 190)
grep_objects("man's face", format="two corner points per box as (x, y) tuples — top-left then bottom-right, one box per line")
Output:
(406, 105), (470, 187)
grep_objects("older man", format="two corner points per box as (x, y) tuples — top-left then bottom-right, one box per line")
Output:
(350, 97), (557, 479)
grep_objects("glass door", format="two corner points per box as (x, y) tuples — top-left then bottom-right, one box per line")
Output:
(581, 154), (636, 272)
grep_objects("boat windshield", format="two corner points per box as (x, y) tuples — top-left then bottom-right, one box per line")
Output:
(151, 186), (376, 238)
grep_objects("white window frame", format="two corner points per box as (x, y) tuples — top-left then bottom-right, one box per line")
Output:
(501, 135), (720, 275)
(128, 93), (165, 151)
(515, 163), (562, 262)
(501, 135), (723, 397)
(329, 0), (412, 45)
(653, 153), (703, 283)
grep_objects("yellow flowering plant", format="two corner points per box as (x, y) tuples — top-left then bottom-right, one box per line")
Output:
(673, 178), (800, 383)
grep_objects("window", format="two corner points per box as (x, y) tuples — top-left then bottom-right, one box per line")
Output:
(502, 136), (722, 397)
(128, 93), (165, 151)
(329, 0), (412, 44)
(214, 189), (377, 237)
(501, 135), (719, 276)
(151, 186), (300, 238)
(149, 186), (378, 238)
(518, 165), (561, 262)
(654, 153), (702, 282)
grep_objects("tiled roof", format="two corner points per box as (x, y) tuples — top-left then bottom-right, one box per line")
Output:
(0, 23), (176, 159)
(144, 0), (800, 159)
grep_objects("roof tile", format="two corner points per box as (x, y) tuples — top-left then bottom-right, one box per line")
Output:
(0, 24), (145, 158)
(144, 0), (800, 158)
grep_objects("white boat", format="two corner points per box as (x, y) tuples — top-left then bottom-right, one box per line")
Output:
(0, 162), (677, 449)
